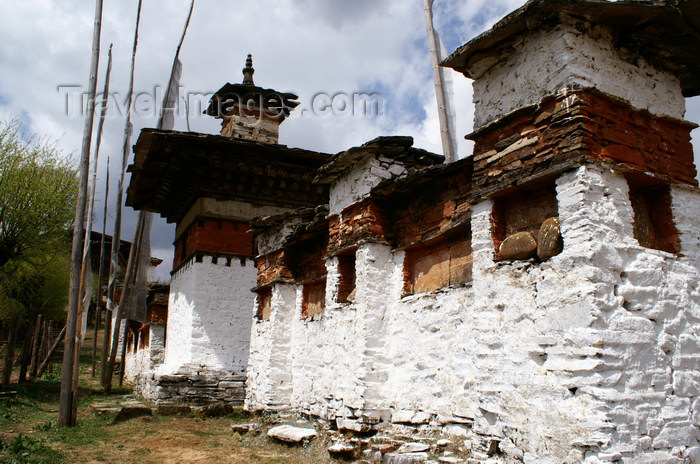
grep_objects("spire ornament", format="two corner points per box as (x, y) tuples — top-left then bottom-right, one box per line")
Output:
(242, 54), (254, 85)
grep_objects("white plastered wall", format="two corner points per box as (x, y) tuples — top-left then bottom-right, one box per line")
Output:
(246, 283), (297, 410)
(160, 256), (256, 375)
(329, 155), (407, 216)
(124, 325), (165, 385)
(471, 23), (686, 128)
(246, 165), (700, 463)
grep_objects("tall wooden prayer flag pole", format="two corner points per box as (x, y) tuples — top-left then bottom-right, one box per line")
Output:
(59, 0), (104, 426)
(105, 0), (196, 390)
(103, 0), (143, 390)
(423, 0), (457, 163)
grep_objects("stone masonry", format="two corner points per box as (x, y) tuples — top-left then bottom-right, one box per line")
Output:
(244, 2), (700, 463)
(125, 0), (700, 461)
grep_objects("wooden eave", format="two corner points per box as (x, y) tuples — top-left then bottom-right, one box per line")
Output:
(126, 129), (331, 224)
(204, 82), (300, 119)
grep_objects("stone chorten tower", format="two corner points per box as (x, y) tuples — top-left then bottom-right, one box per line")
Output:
(126, 57), (329, 404)
(205, 54), (300, 144)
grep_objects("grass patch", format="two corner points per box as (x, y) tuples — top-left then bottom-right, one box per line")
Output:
(0, 328), (334, 464)
(0, 434), (65, 464)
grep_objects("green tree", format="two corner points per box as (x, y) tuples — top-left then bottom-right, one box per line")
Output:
(0, 119), (78, 270)
(0, 118), (78, 386)
(2, 246), (71, 322)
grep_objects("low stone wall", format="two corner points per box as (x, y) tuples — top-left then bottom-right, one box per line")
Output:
(137, 366), (246, 405)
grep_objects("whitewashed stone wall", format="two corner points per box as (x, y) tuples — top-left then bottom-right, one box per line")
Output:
(672, 185), (700, 268)
(112, 314), (126, 362)
(329, 155), (406, 215)
(124, 336), (150, 383)
(161, 256), (256, 375)
(124, 325), (165, 383)
(246, 165), (700, 463)
(246, 283), (296, 410)
(471, 23), (685, 128)
(150, 325), (165, 367)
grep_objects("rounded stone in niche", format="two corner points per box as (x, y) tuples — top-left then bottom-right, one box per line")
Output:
(499, 231), (537, 260)
(537, 217), (563, 260)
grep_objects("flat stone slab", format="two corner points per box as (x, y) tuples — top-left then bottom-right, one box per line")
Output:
(231, 422), (256, 433)
(328, 442), (355, 455)
(267, 425), (317, 444)
(113, 406), (153, 423)
(120, 400), (150, 408)
(93, 407), (121, 416)
(337, 418), (373, 432)
(383, 452), (429, 463)
(397, 442), (430, 454)
(372, 443), (398, 453)
(89, 402), (116, 409)
(438, 457), (463, 463)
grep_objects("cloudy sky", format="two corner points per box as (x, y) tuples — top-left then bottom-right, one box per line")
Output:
(1, 0), (699, 281)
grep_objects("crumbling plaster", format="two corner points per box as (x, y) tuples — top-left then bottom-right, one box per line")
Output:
(124, 325), (165, 384)
(247, 164), (700, 463)
(329, 154), (406, 216)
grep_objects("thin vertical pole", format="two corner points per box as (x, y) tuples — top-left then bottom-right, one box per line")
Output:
(89, 45), (113, 378)
(104, 0), (143, 391)
(96, 160), (111, 379)
(423, 0), (457, 163)
(59, 0), (103, 427)
(29, 314), (42, 379)
(105, 213), (143, 391)
(107, 0), (196, 389)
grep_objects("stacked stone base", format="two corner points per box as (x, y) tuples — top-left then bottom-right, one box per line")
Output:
(134, 365), (246, 405)
(286, 405), (503, 462)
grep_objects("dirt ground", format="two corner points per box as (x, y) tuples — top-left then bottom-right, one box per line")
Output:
(2, 393), (336, 463)
(0, 329), (333, 464)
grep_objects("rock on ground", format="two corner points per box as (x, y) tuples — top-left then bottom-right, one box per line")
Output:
(383, 451), (429, 463)
(231, 422), (256, 433)
(396, 442), (430, 453)
(328, 442), (355, 455)
(113, 406), (153, 423)
(267, 424), (317, 444)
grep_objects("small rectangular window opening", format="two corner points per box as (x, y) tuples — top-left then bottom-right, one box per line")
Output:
(302, 281), (326, 319)
(403, 230), (472, 296)
(629, 183), (679, 254)
(491, 183), (559, 260)
(256, 287), (272, 321)
(337, 252), (356, 303)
